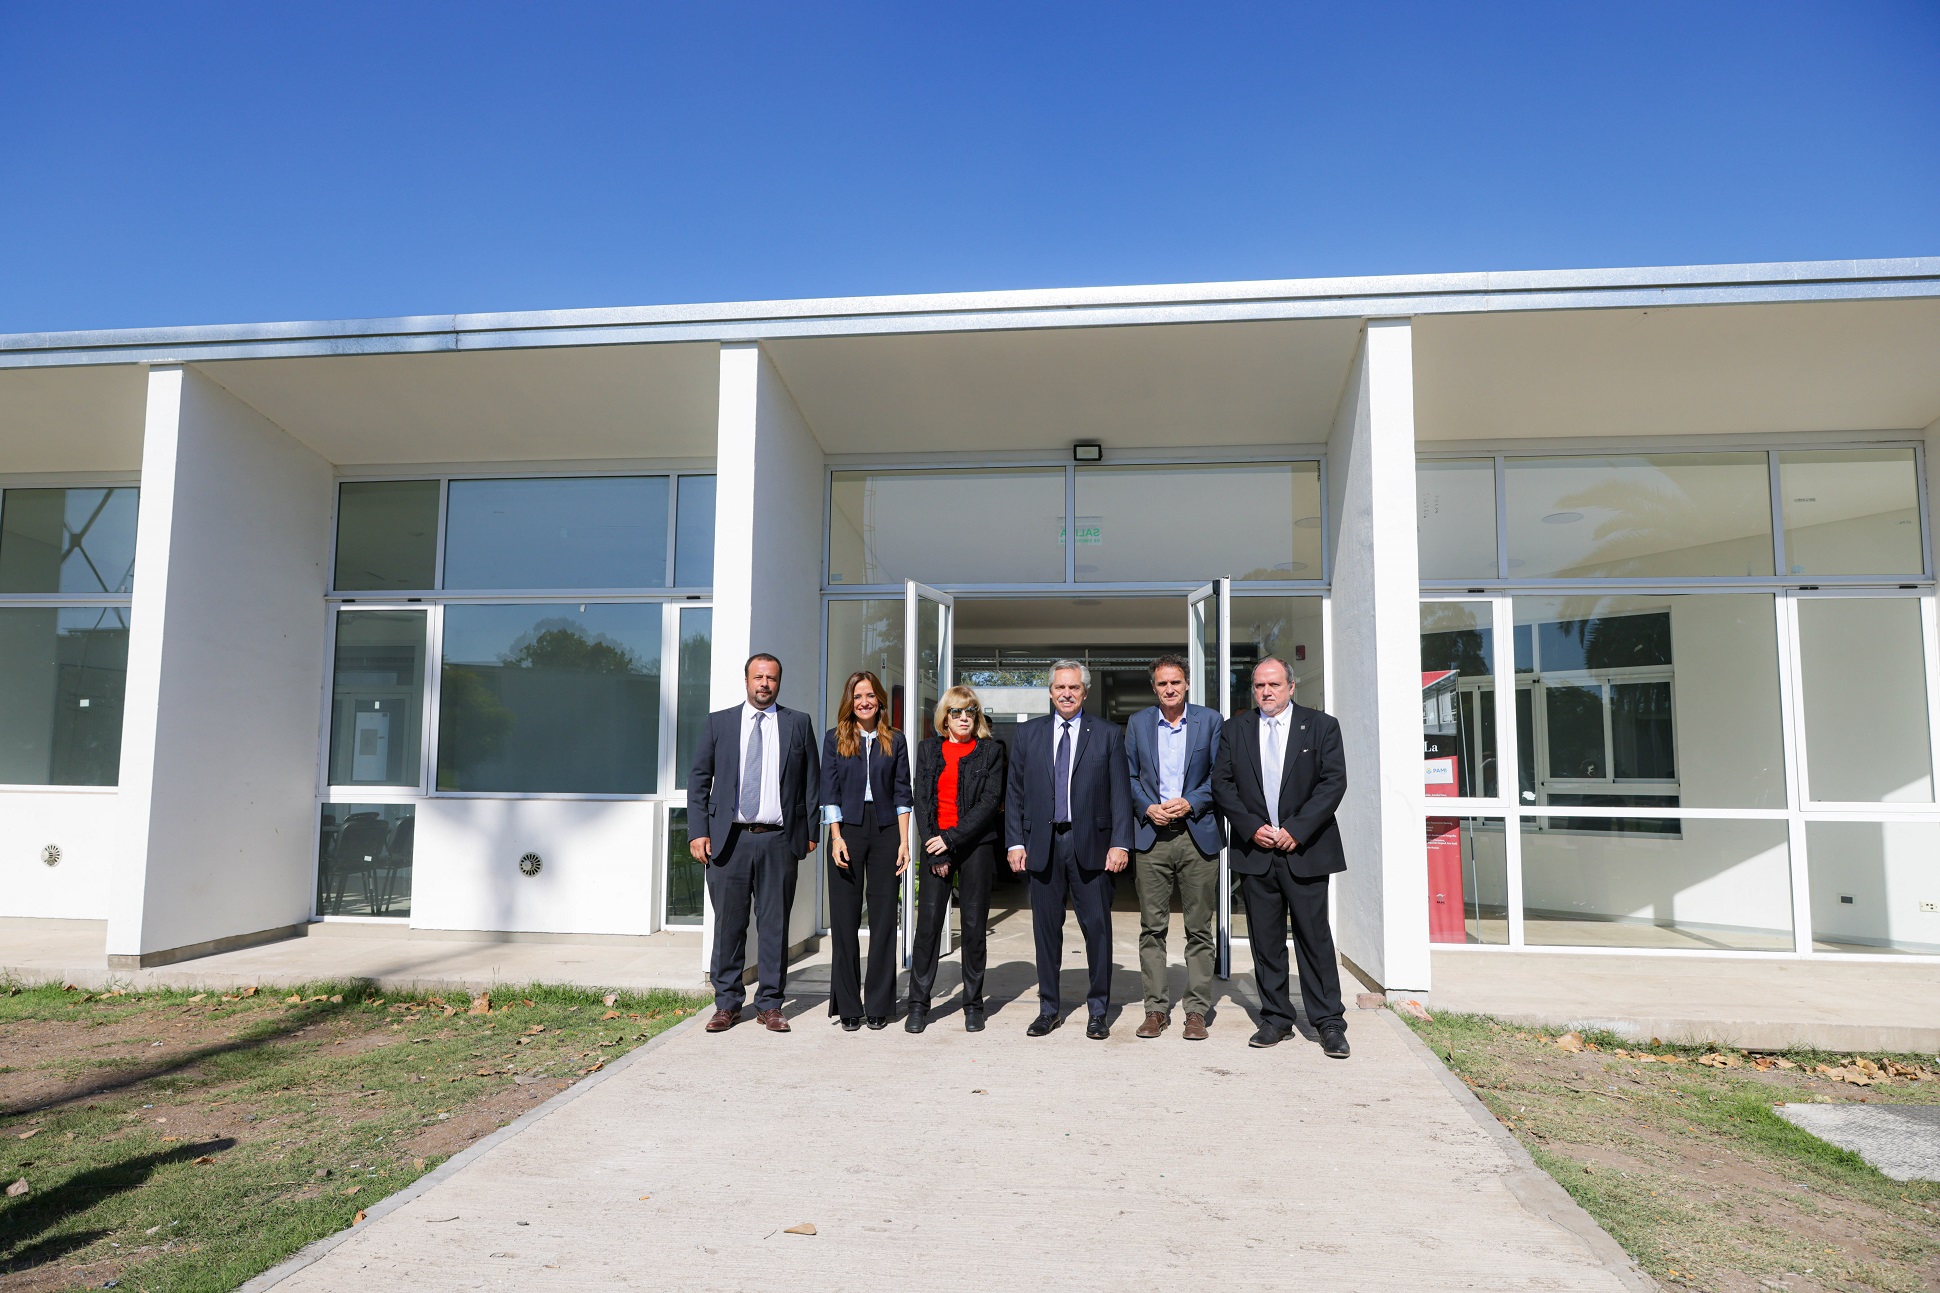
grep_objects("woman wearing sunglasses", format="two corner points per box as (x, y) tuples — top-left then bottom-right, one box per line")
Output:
(822, 670), (912, 1031)
(906, 685), (1007, 1033)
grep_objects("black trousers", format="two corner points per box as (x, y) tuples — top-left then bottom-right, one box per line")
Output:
(1240, 860), (1345, 1033)
(908, 840), (996, 1010)
(1029, 826), (1115, 1020)
(706, 826), (798, 1014)
(826, 805), (902, 1019)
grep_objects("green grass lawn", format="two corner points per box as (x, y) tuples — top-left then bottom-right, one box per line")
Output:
(0, 980), (705, 1293)
(1406, 1010), (1940, 1293)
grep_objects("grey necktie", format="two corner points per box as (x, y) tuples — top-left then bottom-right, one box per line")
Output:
(740, 712), (765, 820)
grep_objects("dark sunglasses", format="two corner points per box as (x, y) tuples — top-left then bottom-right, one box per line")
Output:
(946, 706), (981, 717)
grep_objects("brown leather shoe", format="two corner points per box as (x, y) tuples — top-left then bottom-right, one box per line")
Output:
(1135, 1011), (1169, 1039)
(1182, 1013), (1209, 1041)
(757, 1009), (790, 1033)
(705, 1008), (740, 1033)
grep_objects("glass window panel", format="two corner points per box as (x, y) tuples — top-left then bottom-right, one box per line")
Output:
(1417, 459), (1497, 580)
(664, 806), (703, 926)
(829, 468), (1065, 586)
(444, 477), (670, 590)
(826, 599), (907, 729)
(1229, 596), (1326, 719)
(0, 606), (129, 786)
(1420, 601), (1496, 799)
(1074, 462), (1322, 582)
(1797, 597), (1933, 803)
(327, 610), (427, 788)
(1427, 816), (1508, 944)
(0, 487), (139, 594)
(674, 606), (712, 790)
(1807, 821), (1940, 955)
(1504, 453), (1774, 578)
(673, 475), (716, 587)
(1515, 594), (1784, 809)
(437, 603), (663, 793)
(1779, 449), (1924, 577)
(318, 803), (414, 918)
(333, 480), (439, 591)
(1521, 817), (1793, 951)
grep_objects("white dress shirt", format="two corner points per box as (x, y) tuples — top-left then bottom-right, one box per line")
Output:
(1259, 708), (1289, 829)
(735, 701), (784, 826)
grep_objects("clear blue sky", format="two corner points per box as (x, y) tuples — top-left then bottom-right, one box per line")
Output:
(2, 1), (1935, 333)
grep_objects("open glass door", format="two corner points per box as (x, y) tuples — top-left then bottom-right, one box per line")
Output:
(902, 581), (954, 965)
(1188, 579), (1233, 977)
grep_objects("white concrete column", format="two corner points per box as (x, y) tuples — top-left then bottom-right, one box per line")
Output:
(1925, 415), (1940, 576)
(106, 366), (335, 968)
(703, 343), (828, 976)
(1325, 320), (1431, 998)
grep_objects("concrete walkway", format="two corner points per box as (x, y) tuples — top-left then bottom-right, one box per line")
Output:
(248, 993), (1642, 1293)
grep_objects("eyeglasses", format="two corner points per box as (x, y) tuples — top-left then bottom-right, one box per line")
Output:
(946, 706), (980, 717)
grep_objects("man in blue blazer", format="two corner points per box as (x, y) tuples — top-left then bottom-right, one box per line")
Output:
(1005, 660), (1136, 1039)
(1124, 654), (1225, 1041)
(688, 653), (820, 1035)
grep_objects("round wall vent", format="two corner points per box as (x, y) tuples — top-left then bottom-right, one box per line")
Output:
(41, 843), (61, 868)
(518, 851), (543, 877)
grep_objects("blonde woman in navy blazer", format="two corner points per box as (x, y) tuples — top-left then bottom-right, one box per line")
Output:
(821, 670), (912, 1031)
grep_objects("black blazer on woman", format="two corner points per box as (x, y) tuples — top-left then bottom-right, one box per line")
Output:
(820, 727), (913, 825)
(913, 735), (1008, 851)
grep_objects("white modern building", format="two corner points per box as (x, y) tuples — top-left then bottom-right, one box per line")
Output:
(2, 259), (1938, 1006)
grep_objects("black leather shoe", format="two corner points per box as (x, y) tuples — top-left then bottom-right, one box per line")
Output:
(904, 1006), (929, 1034)
(866, 1015), (889, 1031)
(1321, 1027), (1351, 1059)
(964, 1004), (986, 1032)
(1026, 1013), (1062, 1037)
(839, 1016), (861, 1032)
(1249, 1024), (1292, 1048)
(1085, 1015), (1109, 1041)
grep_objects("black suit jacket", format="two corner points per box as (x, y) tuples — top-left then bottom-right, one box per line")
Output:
(1212, 702), (1347, 878)
(820, 727), (913, 826)
(913, 734), (1007, 851)
(689, 704), (820, 859)
(1004, 713), (1135, 872)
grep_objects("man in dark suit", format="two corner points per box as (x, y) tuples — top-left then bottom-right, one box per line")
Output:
(1211, 656), (1350, 1057)
(1005, 660), (1136, 1040)
(688, 653), (820, 1034)
(1124, 654), (1225, 1040)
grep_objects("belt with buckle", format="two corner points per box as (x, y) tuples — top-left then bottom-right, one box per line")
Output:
(1052, 821), (1073, 833)
(737, 823), (781, 834)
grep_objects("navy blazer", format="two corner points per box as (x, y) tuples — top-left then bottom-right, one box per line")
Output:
(688, 704), (820, 860)
(1004, 713), (1136, 872)
(820, 726), (913, 825)
(1125, 702), (1225, 857)
(1211, 702), (1347, 879)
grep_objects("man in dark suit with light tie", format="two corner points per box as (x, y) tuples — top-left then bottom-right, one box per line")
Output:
(1124, 653), (1225, 1040)
(1211, 656), (1350, 1057)
(688, 653), (820, 1034)
(1005, 660), (1136, 1040)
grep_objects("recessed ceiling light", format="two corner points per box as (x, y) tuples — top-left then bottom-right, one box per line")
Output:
(1541, 511), (1584, 525)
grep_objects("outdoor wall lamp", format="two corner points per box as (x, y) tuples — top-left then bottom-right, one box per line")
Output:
(1073, 442), (1102, 462)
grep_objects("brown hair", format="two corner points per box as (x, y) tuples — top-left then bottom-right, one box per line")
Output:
(835, 670), (898, 759)
(933, 685), (993, 739)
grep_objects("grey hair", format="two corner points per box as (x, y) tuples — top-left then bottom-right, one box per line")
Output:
(1252, 656), (1294, 685)
(1048, 658), (1092, 689)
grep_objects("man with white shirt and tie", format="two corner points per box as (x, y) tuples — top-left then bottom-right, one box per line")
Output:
(1211, 656), (1350, 1055)
(688, 653), (820, 1034)
(1005, 661), (1136, 1039)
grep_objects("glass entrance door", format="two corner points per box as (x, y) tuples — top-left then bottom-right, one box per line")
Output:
(1188, 579), (1234, 977)
(903, 581), (954, 964)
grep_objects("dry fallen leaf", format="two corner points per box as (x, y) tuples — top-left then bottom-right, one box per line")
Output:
(329, 994), (344, 1004)
(353, 1209), (367, 1224)
(286, 994), (303, 1004)
(783, 1223), (817, 1236)
(344, 1185), (361, 1196)
(469, 994), (493, 1016)
(5, 1180), (27, 1198)
(188, 993), (206, 1003)
(971, 1089), (987, 1095)
(603, 992), (619, 1007)
(193, 1155), (215, 1165)
(241, 986), (258, 997)
(1555, 1032), (1584, 1053)
(414, 1158), (427, 1171)
(16, 1129), (39, 1141)
(601, 1011), (621, 1021)
(639, 1194), (652, 1201)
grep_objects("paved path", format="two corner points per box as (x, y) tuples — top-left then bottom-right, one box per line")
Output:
(255, 993), (1640, 1293)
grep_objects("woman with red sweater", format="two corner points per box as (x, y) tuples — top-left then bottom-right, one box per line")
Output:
(907, 685), (1007, 1033)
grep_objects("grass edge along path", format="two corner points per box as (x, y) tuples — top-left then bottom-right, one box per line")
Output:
(1403, 1008), (1940, 1293)
(0, 978), (707, 1293)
